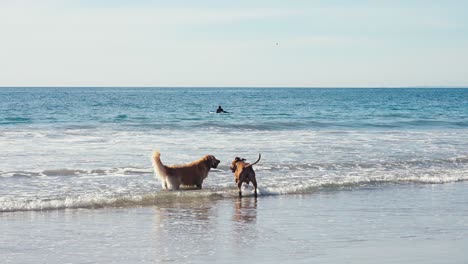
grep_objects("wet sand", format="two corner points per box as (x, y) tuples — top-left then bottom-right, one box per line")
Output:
(1, 182), (467, 264)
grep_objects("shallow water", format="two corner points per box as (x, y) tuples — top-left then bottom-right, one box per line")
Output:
(1, 182), (467, 264)
(1, 88), (467, 212)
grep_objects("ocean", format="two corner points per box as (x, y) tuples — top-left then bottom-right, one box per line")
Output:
(1, 88), (467, 263)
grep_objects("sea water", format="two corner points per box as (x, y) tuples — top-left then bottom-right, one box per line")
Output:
(0, 88), (467, 211)
(1, 88), (468, 264)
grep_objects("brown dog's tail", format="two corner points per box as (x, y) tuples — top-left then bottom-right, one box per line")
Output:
(246, 153), (261, 168)
(152, 151), (167, 178)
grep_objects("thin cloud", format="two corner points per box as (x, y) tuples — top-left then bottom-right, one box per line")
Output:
(0, 2), (304, 26)
(0, 1), (466, 87)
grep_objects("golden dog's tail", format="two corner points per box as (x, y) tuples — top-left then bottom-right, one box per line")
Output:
(246, 153), (261, 168)
(152, 151), (167, 178)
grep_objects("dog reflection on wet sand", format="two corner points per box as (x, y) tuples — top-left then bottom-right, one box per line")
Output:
(233, 197), (257, 223)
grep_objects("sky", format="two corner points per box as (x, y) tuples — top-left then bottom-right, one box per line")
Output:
(0, 0), (467, 87)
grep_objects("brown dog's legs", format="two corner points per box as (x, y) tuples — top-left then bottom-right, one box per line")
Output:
(237, 181), (243, 197)
(251, 177), (258, 198)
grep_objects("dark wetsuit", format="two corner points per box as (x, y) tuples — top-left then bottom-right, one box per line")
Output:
(216, 106), (227, 113)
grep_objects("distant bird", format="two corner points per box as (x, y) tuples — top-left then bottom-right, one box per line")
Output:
(276, 43), (278, 45)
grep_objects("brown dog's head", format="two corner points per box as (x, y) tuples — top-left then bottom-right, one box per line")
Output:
(230, 157), (246, 172)
(205, 155), (220, 169)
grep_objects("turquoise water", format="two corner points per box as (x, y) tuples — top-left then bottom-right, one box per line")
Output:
(0, 88), (467, 211)
(1, 88), (467, 129)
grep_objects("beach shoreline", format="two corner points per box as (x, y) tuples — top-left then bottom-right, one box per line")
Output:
(2, 181), (467, 264)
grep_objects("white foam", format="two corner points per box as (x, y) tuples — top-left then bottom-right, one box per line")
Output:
(0, 194), (142, 212)
(2, 172), (467, 212)
(2, 127), (468, 212)
(0, 188), (232, 212)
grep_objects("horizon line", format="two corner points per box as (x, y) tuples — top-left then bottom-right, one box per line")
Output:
(1, 86), (467, 89)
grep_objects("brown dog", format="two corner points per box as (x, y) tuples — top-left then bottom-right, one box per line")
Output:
(152, 151), (220, 190)
(230, 154), (261, 197)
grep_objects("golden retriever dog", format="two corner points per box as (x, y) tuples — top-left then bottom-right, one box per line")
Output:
(230, 154), (261, 197)
(152, 151), (220, 190)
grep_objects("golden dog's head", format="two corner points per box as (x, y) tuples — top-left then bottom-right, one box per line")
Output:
(230, 157), (246, 172)
(205, 155), (220, 169)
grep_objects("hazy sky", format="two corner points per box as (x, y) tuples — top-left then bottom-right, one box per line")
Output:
(1, 0), (467, 87)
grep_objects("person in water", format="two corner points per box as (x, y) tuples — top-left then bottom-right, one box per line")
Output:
(216, 105), (228, 113)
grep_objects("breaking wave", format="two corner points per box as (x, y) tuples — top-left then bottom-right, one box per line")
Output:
(1, 174), (467, 213)
(2, 155), (467, 178)
(0, 167), (152, 178)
